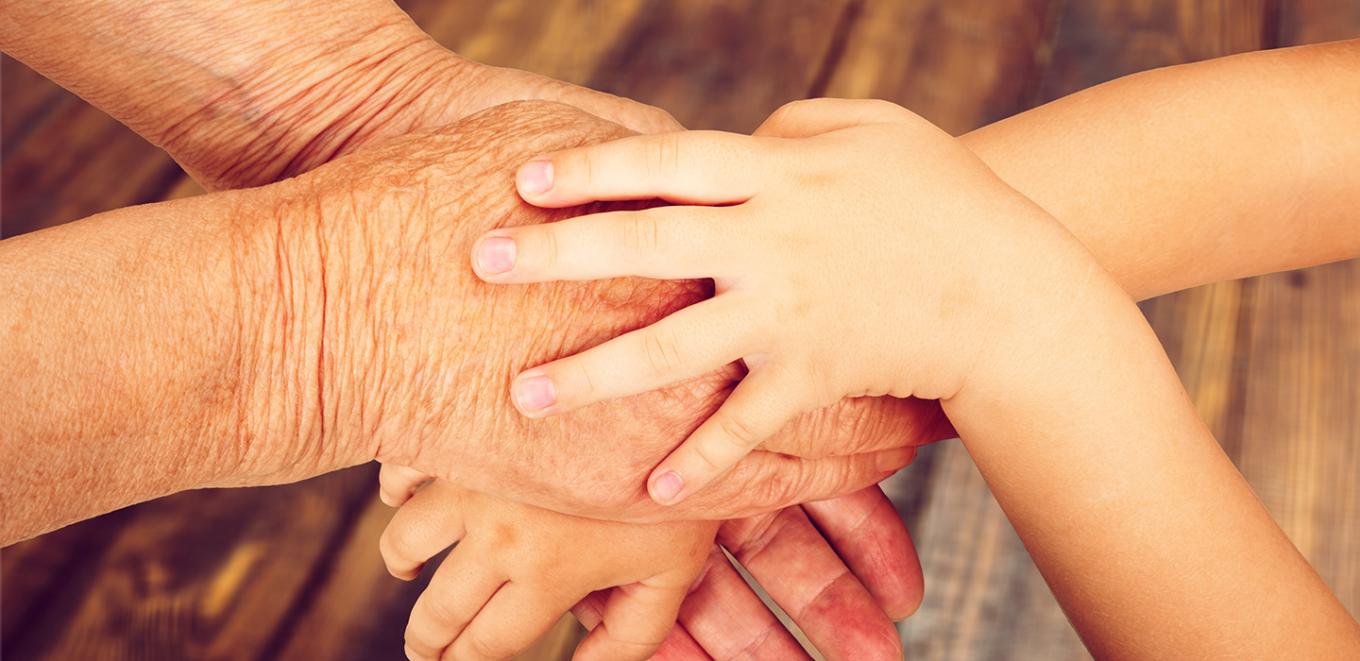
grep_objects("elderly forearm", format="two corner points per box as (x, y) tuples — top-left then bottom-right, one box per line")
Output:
(0, 0), (460, 190)
(963, 39), (1360, 301)
(0, 186), (347, 544)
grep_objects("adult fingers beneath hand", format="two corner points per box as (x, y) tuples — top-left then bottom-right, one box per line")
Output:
(675, 447), (914, 520)
(720, 507), (903, 661)
(677, 547), (808, 660)
(760, 396), (949, 459)
(379, 481), (466, 580)
(539, 77), (682, 134)
(803, 486), (924, 619)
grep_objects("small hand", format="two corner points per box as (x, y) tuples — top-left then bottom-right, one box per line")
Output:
(474, 98), (1079, 504)
(379, 478), (715, 661)
(380, 464), (919, 661)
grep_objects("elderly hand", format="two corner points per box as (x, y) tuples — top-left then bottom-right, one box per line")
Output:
(243, 100), (934, 521)
(3, 2), (943, 654)
(231, 100), (938, 658)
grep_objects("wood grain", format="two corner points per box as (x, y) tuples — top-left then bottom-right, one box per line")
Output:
(3, 1), (1357, 659)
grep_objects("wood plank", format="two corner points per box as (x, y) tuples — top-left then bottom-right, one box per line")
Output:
(584, 0), (857, 132)
(822, 0), (1054, 134)
(1, 55), (73, 153)
(274, 495), (432, 661)
(6, 466), (376, 660)
(1279, 0), (1360, 44)
(1232, 263), (1360, 618)
(0, 59), (184, 237)
(1033, 0), (1272, 103)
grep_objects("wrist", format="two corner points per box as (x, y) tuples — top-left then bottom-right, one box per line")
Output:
(219, 179), (382, 485)
(941, 250), (1144, 442)
(148, 3), (472, 190)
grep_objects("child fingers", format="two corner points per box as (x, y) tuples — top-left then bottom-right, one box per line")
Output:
(378, 463), (431, 507)
(379, 482), (466, 580)
(404, 546), (503, 660)
(472, 206), (734, 283)
(515, 130), (765, 207)
(573, 590), (714, 661)
(754, 98), (914, 138)
(648, 366), (815, 505)
(572, 580), (689, 661)
(448, 583), (579, 661)
(510, 297), (756, 417)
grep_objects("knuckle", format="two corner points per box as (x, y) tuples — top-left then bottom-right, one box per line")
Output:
(535, 226), (560, 271)
(571, 358), (599, 400)
(640, 325), (682, 376)
(768, 99), (808, 125)
(379, 523), (416, 565)
(690, 439), (727, 474)
(647, 106), (682, 131)
(461, 629), (507, 661)
(861, 98), (909, 116)
(753, 463), (799, 509)
(422, 595), (458, 628)
(651, 132), (682, 177)
(716, 412), (762, 450)
(572, 149), (596, 190)
(623, 213), (661, 255)
(817, 458), (856, 495)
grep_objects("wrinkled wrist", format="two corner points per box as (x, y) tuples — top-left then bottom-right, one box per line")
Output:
(216, 179), (381, 485)
(150, 6), (472, 191)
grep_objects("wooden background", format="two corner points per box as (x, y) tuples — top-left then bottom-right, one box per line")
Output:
(3, 1), (1358, 659)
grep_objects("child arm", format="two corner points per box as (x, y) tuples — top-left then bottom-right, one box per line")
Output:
(944, 251), (1360, 657)
(963, 38), (1360, 300)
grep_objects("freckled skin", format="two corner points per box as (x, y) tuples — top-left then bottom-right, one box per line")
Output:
(269, 101), (950, 522)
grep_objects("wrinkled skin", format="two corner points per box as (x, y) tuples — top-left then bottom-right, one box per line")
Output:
(255, 100), (950, 522)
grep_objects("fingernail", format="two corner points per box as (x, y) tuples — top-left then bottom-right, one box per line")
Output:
(517, 158), (554, 195)
(475, 236), (516, 275)
(512, 374), (556, 413)
(650, 470), (685, 505)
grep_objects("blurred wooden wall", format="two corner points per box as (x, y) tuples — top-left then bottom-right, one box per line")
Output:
(4, 1), (1358, 659)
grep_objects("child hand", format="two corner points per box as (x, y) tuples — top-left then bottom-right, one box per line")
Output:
(378, 474), (717, 660)
(472, 98), (1100, 505)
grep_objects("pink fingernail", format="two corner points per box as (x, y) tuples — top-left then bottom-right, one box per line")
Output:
(517, 159), (554, 195)
(650, 470), (685, 504)
(475, 236), (516, 275)
(512, 374), (556, 413)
